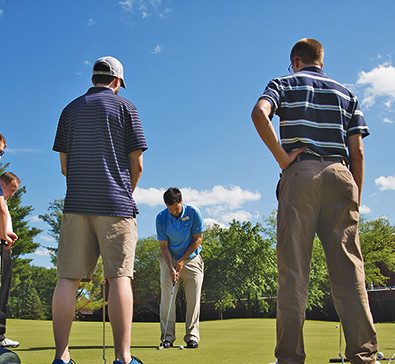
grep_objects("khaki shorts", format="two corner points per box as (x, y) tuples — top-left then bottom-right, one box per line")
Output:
(57, 214), (137, 281)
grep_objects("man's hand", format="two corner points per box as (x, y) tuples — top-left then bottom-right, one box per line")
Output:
(170, 266), (179, 282)
(4, 231), (18, 250)
(175, 259), (184, 274)
(252, 99), (307, 170)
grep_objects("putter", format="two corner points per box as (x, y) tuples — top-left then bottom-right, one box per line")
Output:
(158, 281), (176, 350)
(0, 242), (21, 364)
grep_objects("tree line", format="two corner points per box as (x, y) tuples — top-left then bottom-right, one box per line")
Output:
(2, 162), (394, 320)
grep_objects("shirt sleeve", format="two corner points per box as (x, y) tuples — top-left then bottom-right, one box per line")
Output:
(258, 79), (281, 118)
(156, 214), (168, 242)
(0, 183), (3, 196)
(53, 109), (68, 153)
(124, 105), (148, 154)
(191, 207), (205, 235)
(347, 97), (370, 138)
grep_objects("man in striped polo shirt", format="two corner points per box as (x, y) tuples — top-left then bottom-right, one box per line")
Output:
(52, 57), (146, 364)
(251, 39), (377, 363)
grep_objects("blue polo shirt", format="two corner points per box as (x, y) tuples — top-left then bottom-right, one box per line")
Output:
(156, 204), (205, 259)
(259, 67), (369, 164)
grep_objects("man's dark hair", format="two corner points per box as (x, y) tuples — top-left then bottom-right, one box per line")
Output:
(290, 38), (324, 65)
(0, 172), (21, 185)
(163, 187), (182, 205)
(92, 61), (116, 86)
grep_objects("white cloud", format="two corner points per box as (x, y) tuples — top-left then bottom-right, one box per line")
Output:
(151, 45), (162, 54)
(134, 187), (165, 206)
(84, 60), (92, 66)
(374, 176), (395, 191)
(120, 0), (163, 18)
(34, 248), (52, 256)
(135, 185), (262, 228)
(30, 216), (41, 223)
(356, 64), (395, 108)
(375, 175), (395, 191)
(87, 18), (95, 26)
(5, 148), (42, 153)
(383, 117), (394, 124)
(359, 205), (372, 214)
(204, 218), (227, 229)
(0, 9), (3, 18)
(38, 235), (55, 242)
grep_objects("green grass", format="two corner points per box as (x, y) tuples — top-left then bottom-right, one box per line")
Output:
(6, 318), (395, 363)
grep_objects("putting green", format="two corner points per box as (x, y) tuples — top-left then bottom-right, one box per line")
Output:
(7, 318), (395, 363)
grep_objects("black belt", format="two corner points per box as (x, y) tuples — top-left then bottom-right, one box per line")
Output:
(295, 154), (347, 165)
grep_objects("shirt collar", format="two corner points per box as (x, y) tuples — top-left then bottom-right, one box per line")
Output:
(299, 66), (327, 76)
(87, 86), (115, 94)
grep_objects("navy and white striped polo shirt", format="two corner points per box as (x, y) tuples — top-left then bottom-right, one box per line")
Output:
(259, 67), (369, 163)
(53, 87), (147, 217)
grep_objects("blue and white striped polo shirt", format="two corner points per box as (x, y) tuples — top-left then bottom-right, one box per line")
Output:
(259, 67), (369, 163)
(53, 87), (147, 217)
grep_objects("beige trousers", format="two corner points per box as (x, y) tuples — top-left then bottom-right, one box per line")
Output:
(276, 160), (377, 364)
(160, 254), (204, 343)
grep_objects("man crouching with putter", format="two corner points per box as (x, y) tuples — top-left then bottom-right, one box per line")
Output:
(156, 188), (205, 350)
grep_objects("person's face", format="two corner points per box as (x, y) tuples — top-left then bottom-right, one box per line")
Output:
(166, 201), (183, 218)
(0, 142), (4, 160)
(2, 180), (20, 200)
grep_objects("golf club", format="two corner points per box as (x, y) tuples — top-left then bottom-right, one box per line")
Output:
(102, 278), (107, 364)
(157, 281), (176, 350)
(329, 322), (344, 363)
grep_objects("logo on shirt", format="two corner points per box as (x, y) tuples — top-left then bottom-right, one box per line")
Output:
(181, 216), (190, 222)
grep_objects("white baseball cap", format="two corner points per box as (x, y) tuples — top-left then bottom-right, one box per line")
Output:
(93, 56), (126, 88)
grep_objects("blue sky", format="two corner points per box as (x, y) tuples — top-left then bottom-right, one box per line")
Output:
(1, 0), (394, 268)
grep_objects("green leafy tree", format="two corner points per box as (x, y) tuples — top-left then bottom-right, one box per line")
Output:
(202, 221), (277, 319)
(20, 287), (45, 320)
(133, 235), (162, 303)
(359, 216), (395, 287)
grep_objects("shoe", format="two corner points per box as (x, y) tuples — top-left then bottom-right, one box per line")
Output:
(162, 340), (173, 348)
(186, 340), (198, 348)
(0, 338), (19, 348)
(52, 359), (76, 364)
(113, 357), (143, 364)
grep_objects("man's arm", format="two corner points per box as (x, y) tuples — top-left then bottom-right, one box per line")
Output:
(59, 152), (67, 176)
(128, 149), (143, 192)
(175, 233), (203, 273)
(348, 134), (364, 205)
(0, 196), (17, 245)
(159, 240), (178, 282)
(251, 99), (306, 170)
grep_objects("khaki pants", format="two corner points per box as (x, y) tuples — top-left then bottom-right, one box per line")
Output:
(276, 160), (377, 364)
(160, 255), (204, 343)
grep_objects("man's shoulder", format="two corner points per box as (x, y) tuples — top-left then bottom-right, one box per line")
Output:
(156, 208), (169, 221)
(184, 204), (202, 218)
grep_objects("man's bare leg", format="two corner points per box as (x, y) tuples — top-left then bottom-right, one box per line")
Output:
(108, 276), (133, 364)
(52, 278), (80, 361)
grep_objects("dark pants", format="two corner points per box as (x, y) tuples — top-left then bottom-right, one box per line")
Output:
(0, 242), (12, 340)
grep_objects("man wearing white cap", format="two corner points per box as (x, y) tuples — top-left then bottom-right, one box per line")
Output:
(52, 56), (147, 364)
